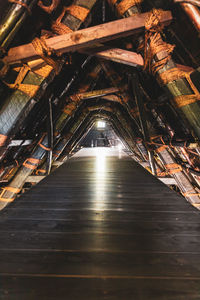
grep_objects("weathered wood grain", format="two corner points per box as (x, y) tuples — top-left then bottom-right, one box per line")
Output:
(4, 11), (172, 64)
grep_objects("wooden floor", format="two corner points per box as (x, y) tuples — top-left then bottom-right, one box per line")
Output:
(0, 147), (200, 299)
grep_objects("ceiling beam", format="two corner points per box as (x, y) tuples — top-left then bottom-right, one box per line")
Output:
(69, 87), (120, 101)
(82, 48), (144, 67)
(4, 11), (172, 65)
(22, 47), (144, 70)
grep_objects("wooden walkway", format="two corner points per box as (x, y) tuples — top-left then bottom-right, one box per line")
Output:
(0, 148), (200, 299)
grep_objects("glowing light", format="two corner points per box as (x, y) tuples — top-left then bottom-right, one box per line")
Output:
(118, 143), (123, 150)
(97, 121), (106, 128)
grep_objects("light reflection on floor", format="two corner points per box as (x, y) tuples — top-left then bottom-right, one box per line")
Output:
(95, 148), (106, 211)
(72, 147), (128, 212)
(72, 146), (128, 158)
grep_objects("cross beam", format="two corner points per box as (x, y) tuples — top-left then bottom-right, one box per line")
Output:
(84, 48), (144, 67)
(69, 87), (120, 101)
(4, 11), (172, 65)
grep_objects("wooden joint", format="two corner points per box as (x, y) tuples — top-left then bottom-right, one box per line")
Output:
(156, 145), (168, 153)
(182, 190), (200, 198)
(0, 186), (20, 203)
(117, 0), (142, 15)
(2, 186), (20, 194)
(174, 95), (200, 108)
(23, 158), (40, 170)
(66, 5), (90, 22)
(39, 143), (51, 151)
(165, 163), (182, 174)
(35, 169), (46, 175)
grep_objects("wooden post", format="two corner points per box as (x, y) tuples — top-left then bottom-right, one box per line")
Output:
(0, 0), (98, 210)
(132, 74), (157, 175)
(0, 0), (38, 52)
(176, 0), (200, 32)
(0, 0), (98, 164)
(108, 0), (200, 206)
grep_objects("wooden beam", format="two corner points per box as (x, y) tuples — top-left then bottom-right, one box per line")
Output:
(52, 161), (63, 167)
(86, 48), (144, 67)
(25, 48), (144, 69)
(174, 0), (200, 6)
(70, 87), (119, 101)
(26, 176), (45, 183)
(4, 11), (172, 65)
(101, 94), (123, 103)
(8, 139), (33, 147)
(158, 177), (177, 185)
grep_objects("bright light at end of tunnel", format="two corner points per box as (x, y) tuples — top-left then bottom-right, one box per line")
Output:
(118, 143), (123, 150)
(97, 120), (106, 128)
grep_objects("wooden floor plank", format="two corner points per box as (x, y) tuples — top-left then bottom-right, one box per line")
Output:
(1, 277), (200, 300)
(0, 250), (200, 277)
(8, 201), (195, 211)
(0, 219), (200, 235)
(0, 231), (200, 252)
(0, 148), (200, 299)
(2, 210), (200, 222)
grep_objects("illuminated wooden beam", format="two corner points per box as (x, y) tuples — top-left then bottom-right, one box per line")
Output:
(24, 48), (144, 69)
(69, 87), (119, 101)
(26, 176), (45, 183)
(83, 48), (144, 67)
(4, 11), (172, 65)
(158, 177), (177, 185)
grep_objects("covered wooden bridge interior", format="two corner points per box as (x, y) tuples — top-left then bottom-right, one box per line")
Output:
(0, 0), (200, 298)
